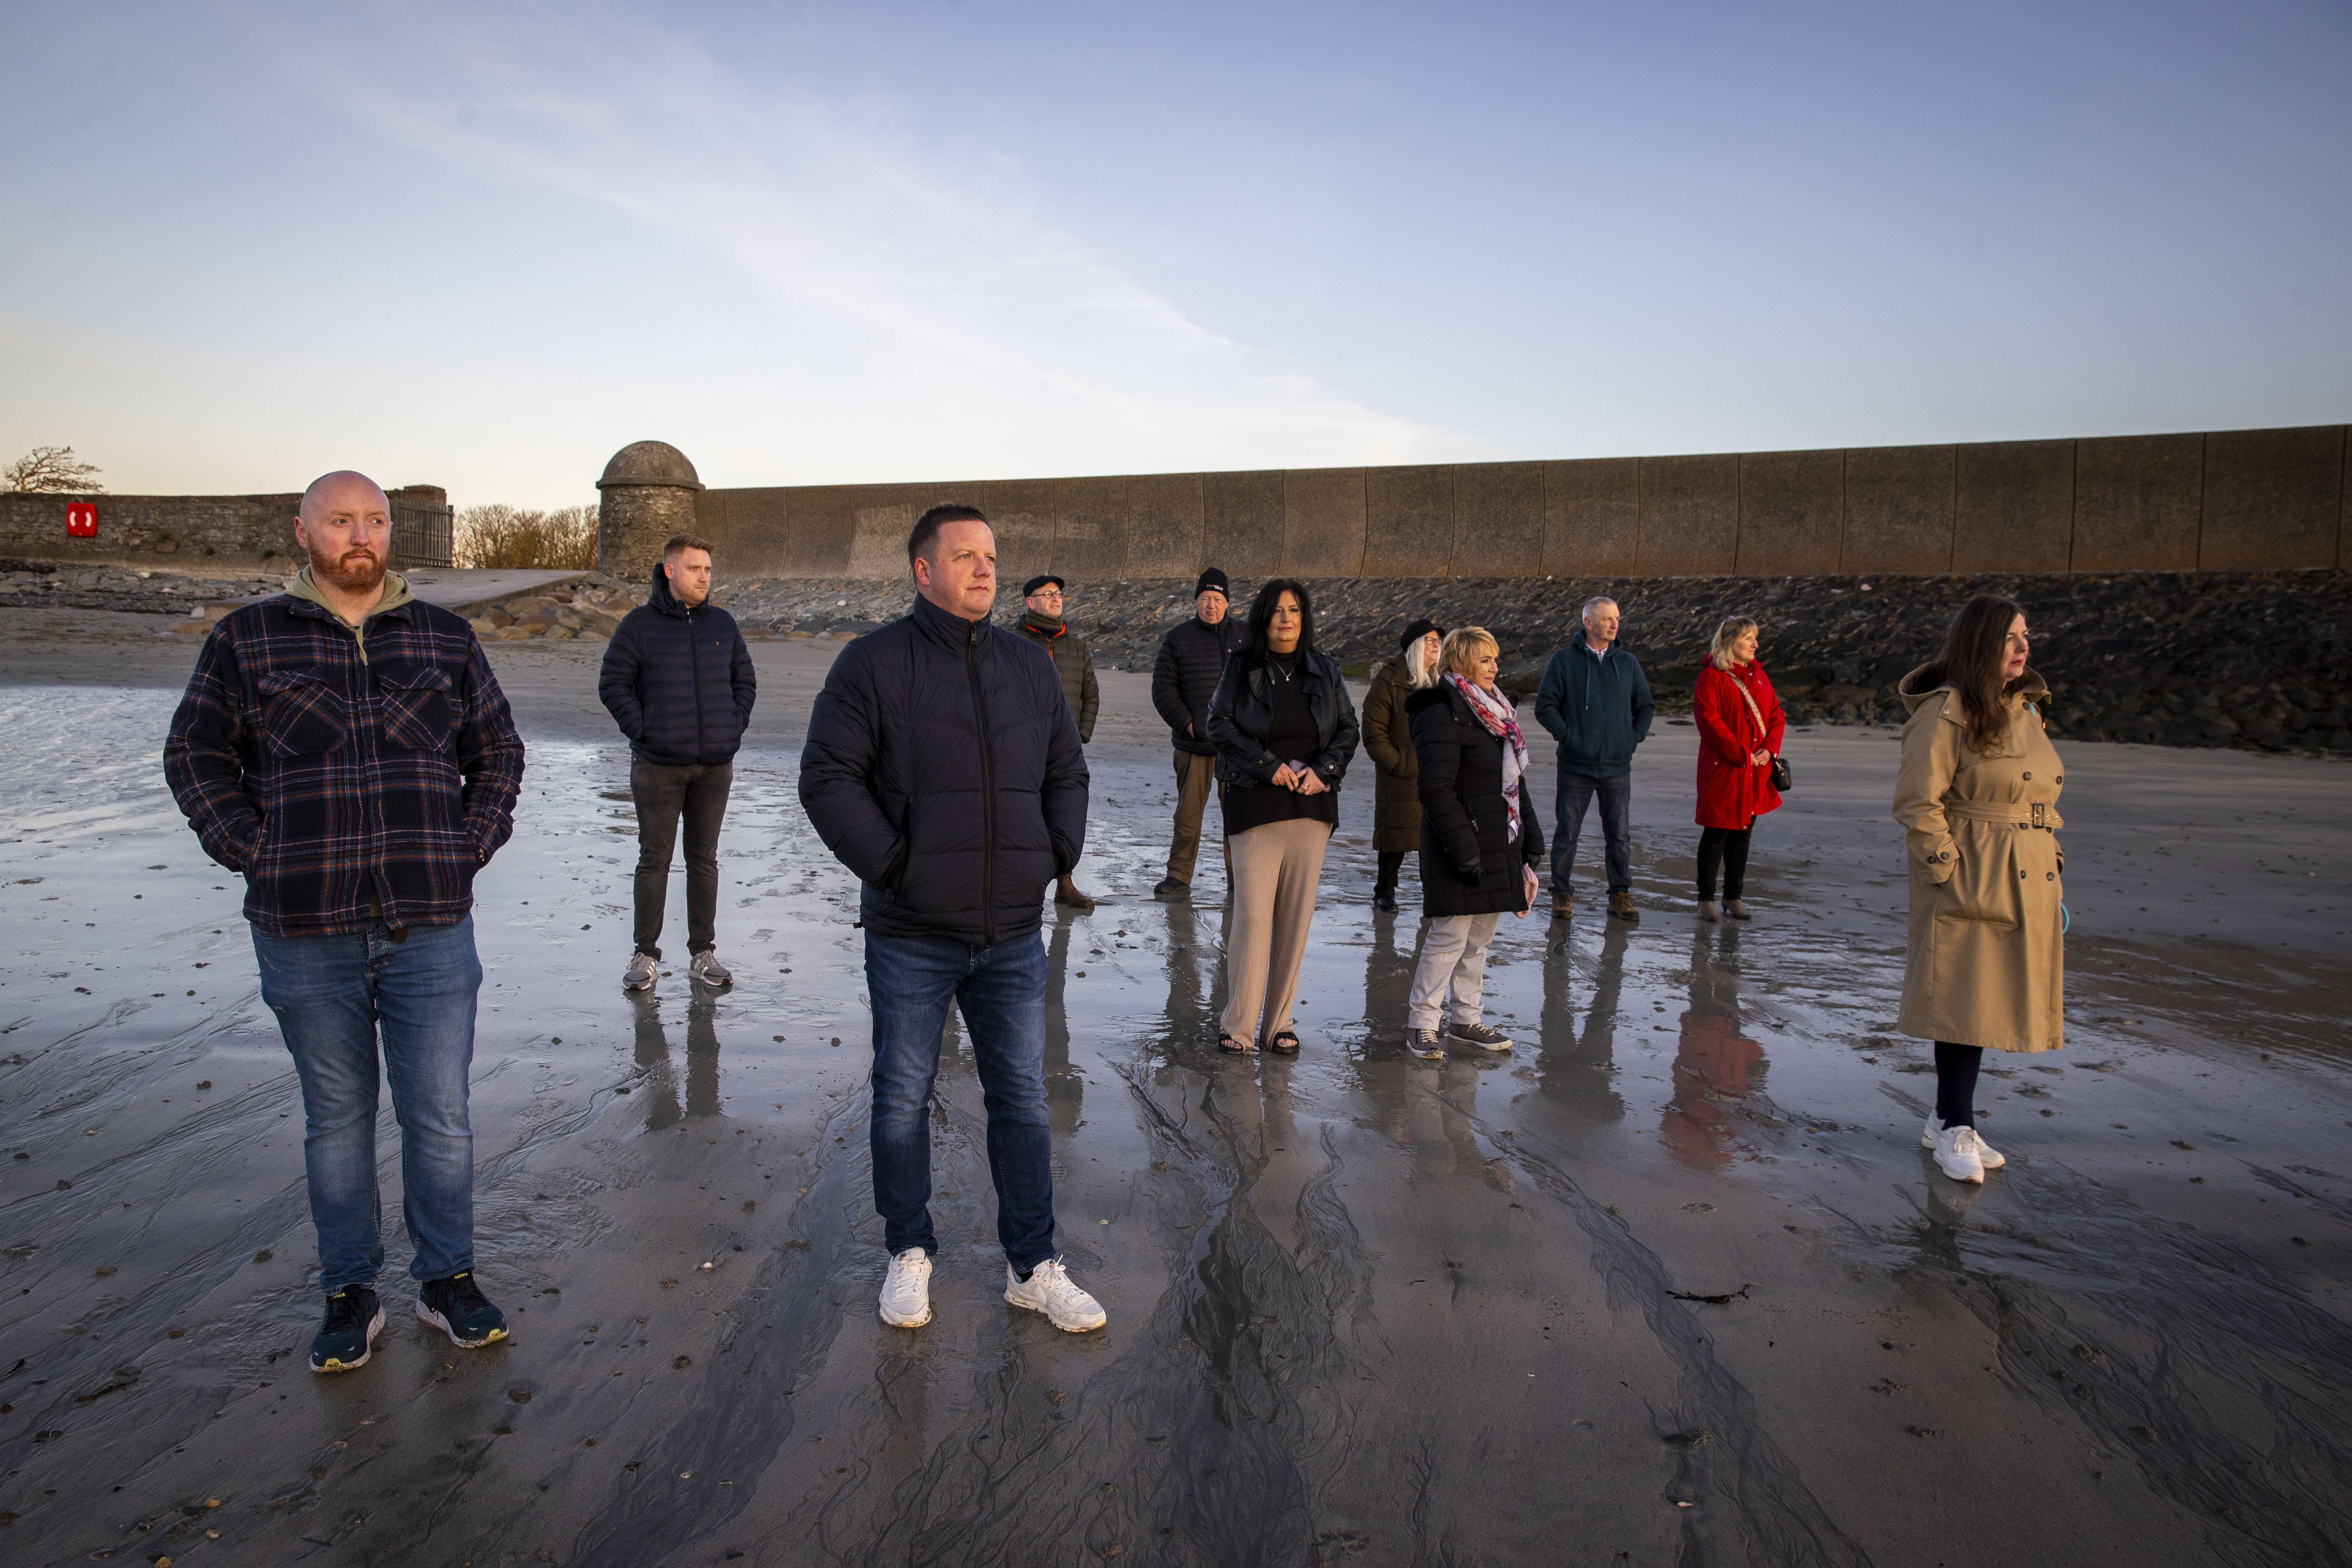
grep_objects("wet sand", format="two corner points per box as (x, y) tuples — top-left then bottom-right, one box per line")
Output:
(2, 608), (2348, 1567)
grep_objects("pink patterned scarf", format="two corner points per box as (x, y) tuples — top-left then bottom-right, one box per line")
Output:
(1446, 674), (1527, 841)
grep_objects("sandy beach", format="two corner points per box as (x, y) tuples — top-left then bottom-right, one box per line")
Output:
(1, 606), (2347, 1567)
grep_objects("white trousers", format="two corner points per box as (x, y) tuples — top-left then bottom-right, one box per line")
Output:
(1407, 912), (1501, 1030)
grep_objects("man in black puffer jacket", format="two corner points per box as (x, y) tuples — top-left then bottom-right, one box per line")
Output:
(1149, 567), (1248, 899)
(598, 532), (756, 991)
(799, 504), (1106, 1336)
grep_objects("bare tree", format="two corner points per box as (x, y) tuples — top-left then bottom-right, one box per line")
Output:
(455, 503), (598, 570)
(5, 445), (105, 493)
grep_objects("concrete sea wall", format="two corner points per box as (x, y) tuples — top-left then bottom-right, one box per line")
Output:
(0, 486), (451, 570)
(664, 425), (2351, 586)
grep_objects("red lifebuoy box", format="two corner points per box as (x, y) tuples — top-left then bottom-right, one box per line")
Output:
(66, 502), (97, 538)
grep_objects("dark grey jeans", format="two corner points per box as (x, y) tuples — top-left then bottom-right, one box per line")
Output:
(1550, 770), (1633, 897)
(631, 758), (732, 959)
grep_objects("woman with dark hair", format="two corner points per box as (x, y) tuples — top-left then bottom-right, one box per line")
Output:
(1402, 627), (1544, 1058)
(1205, 579), (1361, 1054)
(1692, 616), (1784, 920)
(1362, 618), (1443, 912)
(1893, 594), (2066, 1183)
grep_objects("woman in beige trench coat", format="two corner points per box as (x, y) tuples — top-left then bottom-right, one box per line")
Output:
(1892, 595), (2065, 1184)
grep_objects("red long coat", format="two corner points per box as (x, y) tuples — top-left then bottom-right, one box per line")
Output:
(1693, 655), (1784, 829)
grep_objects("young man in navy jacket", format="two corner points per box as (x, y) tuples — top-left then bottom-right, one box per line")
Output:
(598, 531), (756, 990)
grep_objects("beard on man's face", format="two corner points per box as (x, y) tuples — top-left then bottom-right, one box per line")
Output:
(309, 539), (386, 594)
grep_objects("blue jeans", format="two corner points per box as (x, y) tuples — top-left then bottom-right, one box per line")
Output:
(1552, 771), (1633, 897)
(251, 916), (483, 1294)
(863, 930), (1056, 1271)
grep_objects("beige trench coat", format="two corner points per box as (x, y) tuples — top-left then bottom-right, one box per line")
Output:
(1891, 666), (2066, 1052)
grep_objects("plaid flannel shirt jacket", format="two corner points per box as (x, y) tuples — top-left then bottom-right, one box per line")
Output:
(163, 594), (527, 939)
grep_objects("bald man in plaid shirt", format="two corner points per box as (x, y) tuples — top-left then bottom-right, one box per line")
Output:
(165, 470), (526, 1376)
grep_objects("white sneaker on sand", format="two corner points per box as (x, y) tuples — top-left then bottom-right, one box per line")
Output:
(1003, 1258), (1106, 1332)
(1934, 1124), (1988, 1184)
(879, 1248), (932, 1328)
(690, 950), (733, 988)
(622, 951), (657, 991)
(1921, 1113), (2005, 1168)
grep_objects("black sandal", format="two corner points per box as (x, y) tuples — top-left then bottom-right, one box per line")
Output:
(1217, 1033), (1256, 1054)
(1266, 1030), (1301, 1055)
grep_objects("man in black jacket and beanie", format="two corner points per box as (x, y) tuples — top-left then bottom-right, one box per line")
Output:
(1150, 567), (1248, 899)
(598, 532), (756, 991)
(799, 503), (1107, 1335)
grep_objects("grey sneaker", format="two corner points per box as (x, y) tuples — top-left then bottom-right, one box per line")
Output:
(690, 950), (732, 988)
(622, 951), (657, 991)
(1407, 1027), (1447, 1060)
(1447, 1021), (1514, 1050)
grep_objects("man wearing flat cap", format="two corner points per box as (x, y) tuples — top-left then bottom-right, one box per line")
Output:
(1150, 567), (1250, 900)
(1012, 572), (1101, 909)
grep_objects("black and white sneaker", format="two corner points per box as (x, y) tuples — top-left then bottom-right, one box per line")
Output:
(1407, 1027), (1447, 1060)
(310, 1285), (385, 1374)
(416, 1270), (508, 1349)
(1447, 1021), (1514, 1051)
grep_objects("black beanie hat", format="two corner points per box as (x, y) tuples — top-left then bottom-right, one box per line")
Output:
(1022, 574), (1063, 597)
(1400, 617), (1443, 652)
(1194, 568), (1230, 600)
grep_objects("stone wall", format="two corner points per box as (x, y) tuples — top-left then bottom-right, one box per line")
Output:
(0, 486), (451, 571)
(678, 425), (2349, 585)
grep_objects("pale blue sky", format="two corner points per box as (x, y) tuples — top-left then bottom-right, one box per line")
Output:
(2, 0), (2346, 507)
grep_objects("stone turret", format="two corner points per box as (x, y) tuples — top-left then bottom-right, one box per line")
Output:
(596, 441), (704, 581)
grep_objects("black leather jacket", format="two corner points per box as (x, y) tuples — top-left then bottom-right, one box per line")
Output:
(1204, 646), (1361, 791)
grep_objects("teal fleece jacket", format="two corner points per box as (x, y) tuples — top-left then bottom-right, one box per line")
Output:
(1534, 628), (1654, 778)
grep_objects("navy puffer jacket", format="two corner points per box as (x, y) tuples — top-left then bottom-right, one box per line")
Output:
(799, 593), (1089, 946)
(598, 565), (756, 766)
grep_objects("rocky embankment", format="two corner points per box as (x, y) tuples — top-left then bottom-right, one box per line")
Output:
(9, 559), (2344, 754)
(709, 568), (2352, 755)
(0, 558), (288, 614)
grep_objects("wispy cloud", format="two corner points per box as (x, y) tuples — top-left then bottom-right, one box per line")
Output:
(237, 0), (1439, 475)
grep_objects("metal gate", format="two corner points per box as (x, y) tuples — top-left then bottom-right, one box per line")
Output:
(391, 499), (454, 568)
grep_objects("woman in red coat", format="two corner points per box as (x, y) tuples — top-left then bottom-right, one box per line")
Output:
(1692, 616), (1784, 920)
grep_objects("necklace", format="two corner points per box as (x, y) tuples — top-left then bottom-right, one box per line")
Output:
(1267, 651), (1297, 684)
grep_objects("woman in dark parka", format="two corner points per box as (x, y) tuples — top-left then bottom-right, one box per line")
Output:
(1362, 618), (1443, 911)
(1403, 627), (1544, 1058)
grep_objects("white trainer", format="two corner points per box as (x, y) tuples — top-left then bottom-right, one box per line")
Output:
(1934, 1124), (1988, 1184)
(879, 1248), (932, 1328)
(1003, 1258), (1107, 1332)
(622, 951), (657, 991)
(1921, 1113), (2005, 1168)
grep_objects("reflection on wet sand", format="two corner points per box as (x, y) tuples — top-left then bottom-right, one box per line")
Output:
(1662, 928), (1768, 1171)
(3, 688), (2349, 1568)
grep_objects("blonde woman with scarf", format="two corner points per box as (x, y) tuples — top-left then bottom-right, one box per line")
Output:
(1401, 628), (1545, 1059)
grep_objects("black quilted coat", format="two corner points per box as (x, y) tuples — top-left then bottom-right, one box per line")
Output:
(1408, 682), (1545, 919)
(799, 593), (1090, 946)
(597, 565), (756, 767)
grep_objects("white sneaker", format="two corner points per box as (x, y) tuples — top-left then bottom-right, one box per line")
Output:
(1921, 1113), (2005, 1168)
(690, 950), (733, 988)
(879, 1248), (932, 1328)
(1003, 1258), (1106, 1332)
(622, 951), (657, 991)
(1934, 1124), (1987, 1184)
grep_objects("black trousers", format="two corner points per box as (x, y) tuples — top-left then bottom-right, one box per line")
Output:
(1375, 849), (1408, 898)
(1934, 1041), (1981, 1130)
(631, 758), (733, 959)
(1696, 826), (1751, 899)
